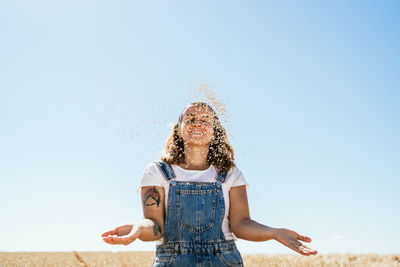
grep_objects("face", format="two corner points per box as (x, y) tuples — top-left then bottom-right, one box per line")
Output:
(178, 104), (216, 147)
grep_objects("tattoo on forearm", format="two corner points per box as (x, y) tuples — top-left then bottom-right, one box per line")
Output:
(152, 221), (161, 238)
(143, 187), (161, 208)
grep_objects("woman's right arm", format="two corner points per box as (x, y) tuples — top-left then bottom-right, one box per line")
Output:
(138, 185), (165, 241)
(101, 185), (165, 245)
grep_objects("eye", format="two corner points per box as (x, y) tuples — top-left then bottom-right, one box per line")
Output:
(184, 118), (195, 124)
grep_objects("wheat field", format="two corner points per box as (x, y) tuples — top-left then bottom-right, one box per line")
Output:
(0, 252), (399, 267)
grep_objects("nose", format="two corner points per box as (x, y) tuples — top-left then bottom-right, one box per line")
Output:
(188, 118), (202, 127)
(192, 119), (202, 127)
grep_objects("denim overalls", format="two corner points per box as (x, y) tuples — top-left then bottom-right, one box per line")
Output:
(152, 161), (244, 267)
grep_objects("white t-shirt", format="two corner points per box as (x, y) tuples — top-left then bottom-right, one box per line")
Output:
(136, 162), (249, 241)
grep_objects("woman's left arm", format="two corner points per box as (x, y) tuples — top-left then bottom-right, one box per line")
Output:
(229, 185), (318, 256)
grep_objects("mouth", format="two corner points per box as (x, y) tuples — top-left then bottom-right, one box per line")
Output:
(189, 130), (205, 136)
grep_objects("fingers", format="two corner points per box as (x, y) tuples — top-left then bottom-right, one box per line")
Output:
(277, 229), (317, 256)
(297, 234), (312, 243)
(102, 228), (141, 246)
(298, 245), (318, 256)
(102, 234), (138, 245)
(294, 235), (317, 256)
(101, 230), (117, 237)
(101, 224), (134, 237)
(285, 239), (317, 256)
(293, 232), (316, 255)
(291, 242), (318, 256)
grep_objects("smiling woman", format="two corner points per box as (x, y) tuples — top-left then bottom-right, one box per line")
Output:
(101, 102), (318, 266)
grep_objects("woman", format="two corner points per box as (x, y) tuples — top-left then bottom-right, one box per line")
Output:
(102, 102), (317, 266)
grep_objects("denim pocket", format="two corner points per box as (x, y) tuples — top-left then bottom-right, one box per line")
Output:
(176, 188), (217, 233)
(152, 254), (174, 267)
(220, 250), (244, 267)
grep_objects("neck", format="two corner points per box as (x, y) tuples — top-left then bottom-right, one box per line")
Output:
(180, 144), (210, 170)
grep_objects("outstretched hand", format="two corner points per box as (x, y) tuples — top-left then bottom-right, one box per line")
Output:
(274, 228), (318, 256)
(101, 224), (143, 246)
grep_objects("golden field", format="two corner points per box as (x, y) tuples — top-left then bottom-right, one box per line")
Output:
(0, 252), (399, 267)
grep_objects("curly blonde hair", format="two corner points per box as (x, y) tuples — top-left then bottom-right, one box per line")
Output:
(160, 102), (235, 174)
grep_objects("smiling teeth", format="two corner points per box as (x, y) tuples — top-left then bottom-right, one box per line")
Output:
(190, 131), (204, 135)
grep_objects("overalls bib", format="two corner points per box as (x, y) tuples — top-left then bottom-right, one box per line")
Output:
(152, 161), (244, 267)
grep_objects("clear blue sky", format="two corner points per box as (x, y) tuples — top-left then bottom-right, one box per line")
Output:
(1, 0), (399, 255)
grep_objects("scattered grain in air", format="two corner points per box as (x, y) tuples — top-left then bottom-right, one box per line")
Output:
(188, 81), (233, 138)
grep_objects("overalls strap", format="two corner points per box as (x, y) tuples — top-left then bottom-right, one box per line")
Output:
(154, 160), (227, 183)
(216, 172), (227, 183)
(154, 161), (176, 181)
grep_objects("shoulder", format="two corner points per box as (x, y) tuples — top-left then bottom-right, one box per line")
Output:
(227, 165), (244, 176)
(225, 165), (249, 188)
(142, 161), (162, 176)
(141, 161), (171, 182)
(226, 165), (245, 179)
(137, 162), (167, 194)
